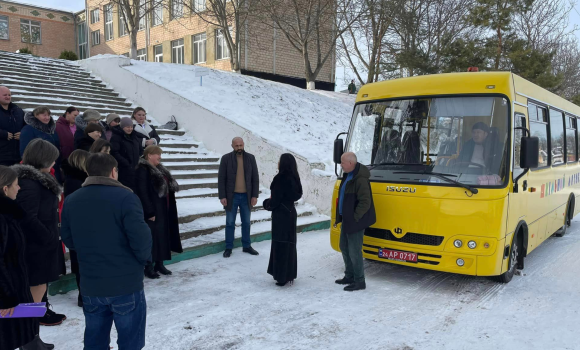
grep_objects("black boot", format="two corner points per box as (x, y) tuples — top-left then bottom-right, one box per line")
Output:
(38, 337), (54, 350)
(243, 246), (259, 255)
(20, 335), (50, 350)
(344, 281), (366, 292)
(77, 294), (83, 307)
(335, 276), (354, 285)
(154, 261), (172, 275)
(145, 263), (160, 279)
(39, 301), (66, 326)
(223, 249), (232, 258)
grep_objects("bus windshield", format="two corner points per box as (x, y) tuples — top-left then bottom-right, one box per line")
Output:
(346, 96), (510, 187)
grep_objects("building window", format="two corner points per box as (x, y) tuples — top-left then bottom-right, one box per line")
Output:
(215, 29), (230, 60)
(104, 4), (113, 41)
(77, 22), (87, 59)
(193, 33), (206, 64)
(172, 38), (184, 64)
(566, 115), (577, 162)
(0, 15), (8, 40)
(193, 0), (206, 11)
(90, 9), (100, 24)
(119, 8), (127, 37)
(154, 44), (163, 62)
(137, 48), (147, 61)
(138, 1), (146, 30)
(152, 2), (163, 26)
(91, 30), (101, 46)
(171, 0), (184, 19)
(20, 19), (41, 44)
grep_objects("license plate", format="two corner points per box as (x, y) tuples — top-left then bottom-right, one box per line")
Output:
(378, 249), (418, 263)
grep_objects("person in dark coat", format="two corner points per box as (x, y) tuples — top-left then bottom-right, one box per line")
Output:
(19, 107), (62, 184)
(132, 107), (160, 153)
(135, 146), (183, 279)
(61, 153), (151, 350)
(263, 153), (303, 287)
(54, 107), (79, 161)
(0, 86), (25, 166)
(11, 139), (67, 326)
(73, 109), (105, 143)
(0, 165), (54, 350)
(75, 123), (102, 151)
(110, 118), (142, 191)
(218, 137), (260, 258)
(102, 114), (120, 141)
(334, 152), (376, 292)
(61, 150), (89, 308)
(348, 80), (357, 94)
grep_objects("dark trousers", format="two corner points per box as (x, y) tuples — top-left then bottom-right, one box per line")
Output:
(82, 290), (147, 350)
(339, 228), (365, 283)
(225, 193), (251, 249)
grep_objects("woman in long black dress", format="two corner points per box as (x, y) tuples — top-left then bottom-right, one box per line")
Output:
(0, 165), (52, 350)
(263, 153), (303, 286)
(135, 145), (183, 279)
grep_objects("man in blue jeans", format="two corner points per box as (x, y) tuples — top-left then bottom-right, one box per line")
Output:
(61, 153), (151, 350)
(218, 137), (260, 258)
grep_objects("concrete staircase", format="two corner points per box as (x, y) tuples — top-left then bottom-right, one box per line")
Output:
(0, 50), (330, 260)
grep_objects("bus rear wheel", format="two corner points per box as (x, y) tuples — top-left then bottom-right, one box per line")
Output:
(494, 233), (519, 283)
(555, 198), (574, 237)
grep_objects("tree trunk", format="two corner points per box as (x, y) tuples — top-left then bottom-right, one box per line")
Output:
(495, 26), (502, 70)
(130, 29), (138, 60)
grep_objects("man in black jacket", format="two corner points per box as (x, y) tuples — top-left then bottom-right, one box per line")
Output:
(61, 153), (151, 350)
(0, 86), (25, 166)
(334, 152), (376, 291)
(218, 137), (260, 258)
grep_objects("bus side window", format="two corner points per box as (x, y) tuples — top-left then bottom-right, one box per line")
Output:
(514, 113), (526, 177)
(529, 104), (549, 168)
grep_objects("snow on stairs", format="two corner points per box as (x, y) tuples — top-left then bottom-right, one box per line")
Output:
(0, 50), (135, 116)
(157, 129), (330, 251)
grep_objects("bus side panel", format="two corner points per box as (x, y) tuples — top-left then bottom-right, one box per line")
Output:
(526, 220), (540, 254)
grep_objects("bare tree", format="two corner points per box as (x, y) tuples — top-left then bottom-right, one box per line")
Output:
(185, 0), (253, 72)
(553, 35), (580, 100)
(255, 0), (362, 89)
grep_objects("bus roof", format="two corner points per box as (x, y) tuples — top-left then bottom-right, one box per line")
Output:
(356, 72), (580, 117)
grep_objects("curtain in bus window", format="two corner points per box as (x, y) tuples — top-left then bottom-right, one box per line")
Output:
(430, 97), (494, 117)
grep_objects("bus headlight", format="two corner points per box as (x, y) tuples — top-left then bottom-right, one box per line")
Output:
(453, 240), (463, 248)
(467, 241), (477, 249)
(456, 259), (465, 267)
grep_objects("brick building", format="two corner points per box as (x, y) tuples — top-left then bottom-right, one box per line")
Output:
(0, 0), (75, 58)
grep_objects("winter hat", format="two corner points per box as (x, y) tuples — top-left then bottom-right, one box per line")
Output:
(120, 117), (133, 129)
(106, 113), (120, 125)
(82, 109), (103, 122)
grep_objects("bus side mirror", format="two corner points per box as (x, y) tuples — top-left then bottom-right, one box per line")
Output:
(520, 137), (539, 169)
(334, 138), (344, 164)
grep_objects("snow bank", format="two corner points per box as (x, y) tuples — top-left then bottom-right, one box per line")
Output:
(124, 61), (354, 171)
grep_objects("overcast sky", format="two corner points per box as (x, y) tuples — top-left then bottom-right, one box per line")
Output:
(17, 0), (580, 91)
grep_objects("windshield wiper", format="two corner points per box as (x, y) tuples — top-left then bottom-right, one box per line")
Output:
(393, 171), (478, 195)
(370, 162), (425, 168)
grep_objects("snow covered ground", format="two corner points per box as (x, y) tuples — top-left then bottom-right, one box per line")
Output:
(42, 221), (580, 350)
(124, 61), (356, 172)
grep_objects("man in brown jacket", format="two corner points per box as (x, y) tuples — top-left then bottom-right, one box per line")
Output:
(218, 137), (260, 258)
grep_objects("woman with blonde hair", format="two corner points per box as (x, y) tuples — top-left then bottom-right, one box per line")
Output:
(135, 145), (182, 279)
(61, 149), (89, 308)
(132, 107), (160, 152)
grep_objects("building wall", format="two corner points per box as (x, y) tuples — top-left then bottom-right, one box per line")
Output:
(85, 0), (334, 85)
(0, 1), (75, 58)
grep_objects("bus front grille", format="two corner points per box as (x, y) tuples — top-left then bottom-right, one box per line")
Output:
(365, 228), (444, 246)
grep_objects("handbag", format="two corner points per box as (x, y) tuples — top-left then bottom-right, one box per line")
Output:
(160, 115), (178, 130)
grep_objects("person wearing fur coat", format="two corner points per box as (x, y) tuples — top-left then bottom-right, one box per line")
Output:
(135, 145), (183, 279)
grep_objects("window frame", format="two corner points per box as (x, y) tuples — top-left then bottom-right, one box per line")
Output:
(565, 113), (578, 163)
(152, 2), (163, 26)
(137, 48), (147, 61)
(171, 38), (184, 64)
(513, 112), (526, 179)
(90, 8), (100, 24)
(104, 4), (114, 41)
(154, 44), (163, 62)
(192, 0), (206, 12)
(529, 103), (551, 171)
(138, 0), (146, 31)
(0, 15), (8, 40)
(171, 0), (184, 20)
(119, 7), (128, 37)
(215, 29), (230, 60)
(549, 107), (566, 168)
(77, 22), (88, 59)
(193, 32), (207, 64)
(91, 30), (101, 46)
(20, 19), (41, 45)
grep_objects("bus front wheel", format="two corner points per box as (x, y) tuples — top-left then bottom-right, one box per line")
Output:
(494, 233), (520, 283)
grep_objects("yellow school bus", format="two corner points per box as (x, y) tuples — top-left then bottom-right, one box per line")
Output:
(331, 72), (580, 282)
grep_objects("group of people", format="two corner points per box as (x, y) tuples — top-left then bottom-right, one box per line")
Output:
(1, 83), (377, 350)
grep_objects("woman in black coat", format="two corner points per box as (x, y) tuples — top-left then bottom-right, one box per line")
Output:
(135, 146), (183, 279)
(11, 139), (66, 327)
(0, 165), (52, 350)
(263, 153), (303, 286)
(110, 118), (142, 191)
(74, 123), (102, 152)
(61, 150), (89, 308)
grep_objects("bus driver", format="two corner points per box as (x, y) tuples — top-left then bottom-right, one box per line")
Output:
(457, 122), (490, 168)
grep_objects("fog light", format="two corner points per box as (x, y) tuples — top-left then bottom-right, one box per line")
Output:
(456, 258), (465, 267)
(468, 241), (477, 249)
(454, 240), (463, 248)
(484, 243), (490, 249)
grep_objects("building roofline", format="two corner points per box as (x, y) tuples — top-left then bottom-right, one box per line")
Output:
(0, 0), (77, 15)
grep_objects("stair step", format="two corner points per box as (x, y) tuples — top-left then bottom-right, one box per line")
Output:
(165, 163), (218, 171)
(11, 90), (129, 105)
(157, 129), (186, 136)
(0, 61), (92, 79)
(0, 74), (109, 91)
(162, 149), (201, 154)
(160, 157), (219, 163)
(16, 102), (134, 116)
(159, 143), (199, 149)
(12, 95), (132, 110)
(0, 78), (115, 96)
(0, 52), (86, 74)
(2, 84), (121, 99)
(179, 182), (218, 190)
(1, 66), (100, 85)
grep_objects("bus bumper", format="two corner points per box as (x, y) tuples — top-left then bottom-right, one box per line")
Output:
(330, 229), (508, 277)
